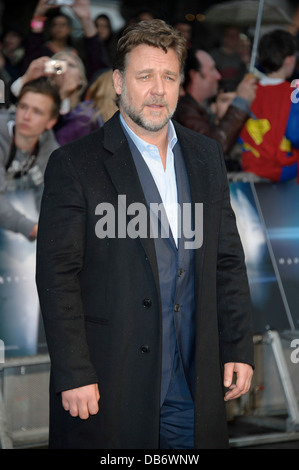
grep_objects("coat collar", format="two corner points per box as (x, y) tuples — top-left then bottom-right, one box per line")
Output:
(103, 111), (211, 204)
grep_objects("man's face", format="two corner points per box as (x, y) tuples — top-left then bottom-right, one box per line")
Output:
(113, 45), (181, 135)
(16, 92), (57, 139)
(196, 50), (221, 99)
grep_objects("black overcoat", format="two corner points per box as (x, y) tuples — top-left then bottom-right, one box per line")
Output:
(36, 112), (254, 449)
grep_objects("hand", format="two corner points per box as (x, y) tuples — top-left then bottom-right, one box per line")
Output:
(22, 56), (52, 84)
(236, 75), (257, 104)
(223, 362), (253, 401)
(30, 223), (38, 239)
(71, 0), (91, 21)
(61, 383), (100, 419)
(71, 0), (97, 38)
(33, 0), (59, 17)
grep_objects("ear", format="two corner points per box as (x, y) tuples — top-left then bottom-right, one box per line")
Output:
(189, 69), (197, 80)
(113, 69), (123, 95)
(45, 117), (58, 131)
(284, 54), (296, 72)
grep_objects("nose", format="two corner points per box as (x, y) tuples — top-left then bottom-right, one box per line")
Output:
(215, 69), (221, 81)
(151, 75), (165, 96)
(23, 108), (31, 120)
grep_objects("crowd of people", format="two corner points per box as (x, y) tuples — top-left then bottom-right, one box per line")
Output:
(0, 0), (298, 242)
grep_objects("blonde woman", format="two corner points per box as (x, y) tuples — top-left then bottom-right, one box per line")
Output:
(87, 69), (118, 122)
(49, 51), (104, 145)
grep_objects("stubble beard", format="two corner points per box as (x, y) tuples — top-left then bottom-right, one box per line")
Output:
(119, 83), (177, 133)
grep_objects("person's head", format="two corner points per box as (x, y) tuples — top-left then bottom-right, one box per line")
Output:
(88, 69), (118, 122)
(258, 29), (296, 76)
(221, 26), (241, 53)
(173, 19), (192, 44)
(134, 9), (155, 23)
(94, 14), (112, 42)
(113, 19), (186, 79)
(16, 77), (61, 139)
(183, 48), (221, 102)
(48, 13), (73, 42)
(1, 27), (24, 54)
(112, 19), (187, 133)
(50, 51), (87, 106)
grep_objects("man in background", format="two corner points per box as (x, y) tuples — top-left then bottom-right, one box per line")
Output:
(0, 77), (60, 239)
(175, 48), (256, 155)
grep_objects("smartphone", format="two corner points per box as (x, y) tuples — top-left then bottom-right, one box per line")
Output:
(44, 59), (67, 75)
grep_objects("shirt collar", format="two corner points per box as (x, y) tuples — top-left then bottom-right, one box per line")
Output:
(119, 113), (177, 155)
(259, 76), (285, 86)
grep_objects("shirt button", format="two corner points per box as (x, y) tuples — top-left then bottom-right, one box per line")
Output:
(178, 268), (184, 277)
(143, 298), (152, 308)
(174, 304), (180, 312)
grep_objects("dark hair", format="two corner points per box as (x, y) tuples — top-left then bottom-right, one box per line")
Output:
(95, 13), (112, 27)
(182, 48), (202, 89)
(258, 29), (296, 73)
(18, 77), (61, 119)
(113, 19), (187, 77)
(49, 12), (73, 28)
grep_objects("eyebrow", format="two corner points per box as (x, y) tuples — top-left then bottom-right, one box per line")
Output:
(136, 69), (179, 77)
(19, 101), (45, 114)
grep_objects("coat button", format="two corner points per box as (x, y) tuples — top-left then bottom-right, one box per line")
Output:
(174, 303), (180, 312)
(140, 345), (150, 354)
(143, 298), (152, 308)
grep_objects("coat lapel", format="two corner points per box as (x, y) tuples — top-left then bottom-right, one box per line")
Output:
(103, 113), (161, 300)
(173, 122), (210, 306)
(174, 123), (211, 205)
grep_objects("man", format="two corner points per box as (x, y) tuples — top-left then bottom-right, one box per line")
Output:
(0, 77), (60, 240)
(36, 20), (254, 449)
(175, 48), (256, 155)
(240, 29), (299, 182)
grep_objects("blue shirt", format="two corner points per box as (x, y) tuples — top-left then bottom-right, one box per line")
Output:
(120, 114), (179, 245)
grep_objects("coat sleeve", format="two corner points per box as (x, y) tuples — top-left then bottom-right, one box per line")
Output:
(215, 143), (254, 368)
(36, 147), (99, 393)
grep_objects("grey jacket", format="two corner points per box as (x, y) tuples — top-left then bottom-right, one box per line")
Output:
(0, 111), (59, 239)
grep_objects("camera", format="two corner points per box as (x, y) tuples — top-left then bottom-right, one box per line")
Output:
(48, 0), (75, 6)
(44, 59), (67, 75)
